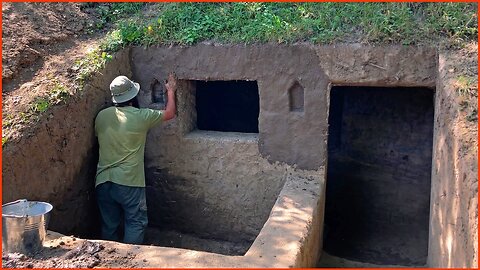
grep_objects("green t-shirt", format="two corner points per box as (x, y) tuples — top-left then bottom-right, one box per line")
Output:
(94, 106), (164, 187)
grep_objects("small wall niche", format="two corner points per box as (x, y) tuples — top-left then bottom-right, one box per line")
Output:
(195, 80), (259, 133)
(150, 78), (165, 104)
(289, 81), (304, 112)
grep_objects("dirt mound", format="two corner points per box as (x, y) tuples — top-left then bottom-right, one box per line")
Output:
(2, 3), (103, 144)
(1, 3), (97, 84)
(2, 236), (138, 268)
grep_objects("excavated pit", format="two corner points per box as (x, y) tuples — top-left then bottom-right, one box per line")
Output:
(3, 44), (475, 267)
(116, 79), (263, 255)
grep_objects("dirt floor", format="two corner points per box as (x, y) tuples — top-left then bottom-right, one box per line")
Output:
(316, 251), (418, 268)
(2, 233), (138, 268)
(144, 228), (250, 256)
(2, 229), (249, 268)
(2, 2), (477, 268)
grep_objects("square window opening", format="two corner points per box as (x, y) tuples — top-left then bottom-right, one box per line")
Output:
(195, 80), (259, 133)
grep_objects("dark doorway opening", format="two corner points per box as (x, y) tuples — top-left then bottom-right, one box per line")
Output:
(324, 86), (434, 266)
(195, 80), (259, 133)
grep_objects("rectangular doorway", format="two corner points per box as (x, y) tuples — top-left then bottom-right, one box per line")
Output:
(323, 86), (434, 266)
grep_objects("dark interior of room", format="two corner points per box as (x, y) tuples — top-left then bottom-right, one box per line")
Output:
(195, 80), (259, 133)
(324, 86), (435, 266)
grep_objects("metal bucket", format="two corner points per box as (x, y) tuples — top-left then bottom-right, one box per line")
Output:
(2, 199), (53, 254)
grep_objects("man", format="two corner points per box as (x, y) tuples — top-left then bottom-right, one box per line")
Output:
(94, 73), (177, 244)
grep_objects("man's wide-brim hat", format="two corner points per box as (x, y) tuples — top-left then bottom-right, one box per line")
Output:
(110, 75), (140, 104)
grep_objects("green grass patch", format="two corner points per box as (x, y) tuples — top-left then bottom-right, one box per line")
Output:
(28, 81), (71, 114)
(31, 97), (50, 113)
(423, 3), (478, 45)
(73, 49), (112, 87)
(455, 75), (477, 97)
(455, 75), (478, 122)
(97, 2), (477, 52)
(84, 2), (146, 31)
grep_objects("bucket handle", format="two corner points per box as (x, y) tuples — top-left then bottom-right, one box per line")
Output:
(2, 199), (27, 207)
(2, 199), (28, 218)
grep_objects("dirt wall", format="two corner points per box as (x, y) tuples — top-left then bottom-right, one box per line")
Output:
(315, 45), (437, 87)
(144, 132), (292, 243)
(2, 50), (132, 236)
(3, 43), (476, 268)
(131, 44), (330, 242)
(130, 43), (444, 255)
(428, 50), (478, 268)
(131, 44), (330, 170)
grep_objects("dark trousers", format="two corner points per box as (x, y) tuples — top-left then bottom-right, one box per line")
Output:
(96, 181), (148, 244)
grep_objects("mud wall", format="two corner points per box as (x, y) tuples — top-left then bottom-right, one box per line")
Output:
(2, 50), (132, 236)
(428, 50), (478, 268)
(145, 132), (292, 242)
(131, 44), (330, 170)
(315, 45), (437, 87)
(131, 44), (329, 242)
(130, 44), (441, 247)
(3, 44), (476, 267)
(317, 45), (477, 267)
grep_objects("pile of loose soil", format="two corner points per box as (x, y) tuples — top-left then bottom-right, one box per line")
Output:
(2, 235), (138, 268)
(1, 3), (100, 84)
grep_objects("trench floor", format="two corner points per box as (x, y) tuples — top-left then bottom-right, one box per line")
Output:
(143, 227), (250, 256)
(317, 252), (416, 268)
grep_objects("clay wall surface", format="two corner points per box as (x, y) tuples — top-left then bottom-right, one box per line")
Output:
(144, 132), (291, 243)
(130, 44), (439, 245)
(2, 50), (132, 236)
(131, 44), (330, 170)
(315, 45), (437, 87)
(131, 44), (330, 242)
(43, 169), (325, 268)
(428, 50), (478, 268)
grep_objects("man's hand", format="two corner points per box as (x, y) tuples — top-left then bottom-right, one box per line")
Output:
(165, 73), (177, 93)
(162, 72), (177, 121)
